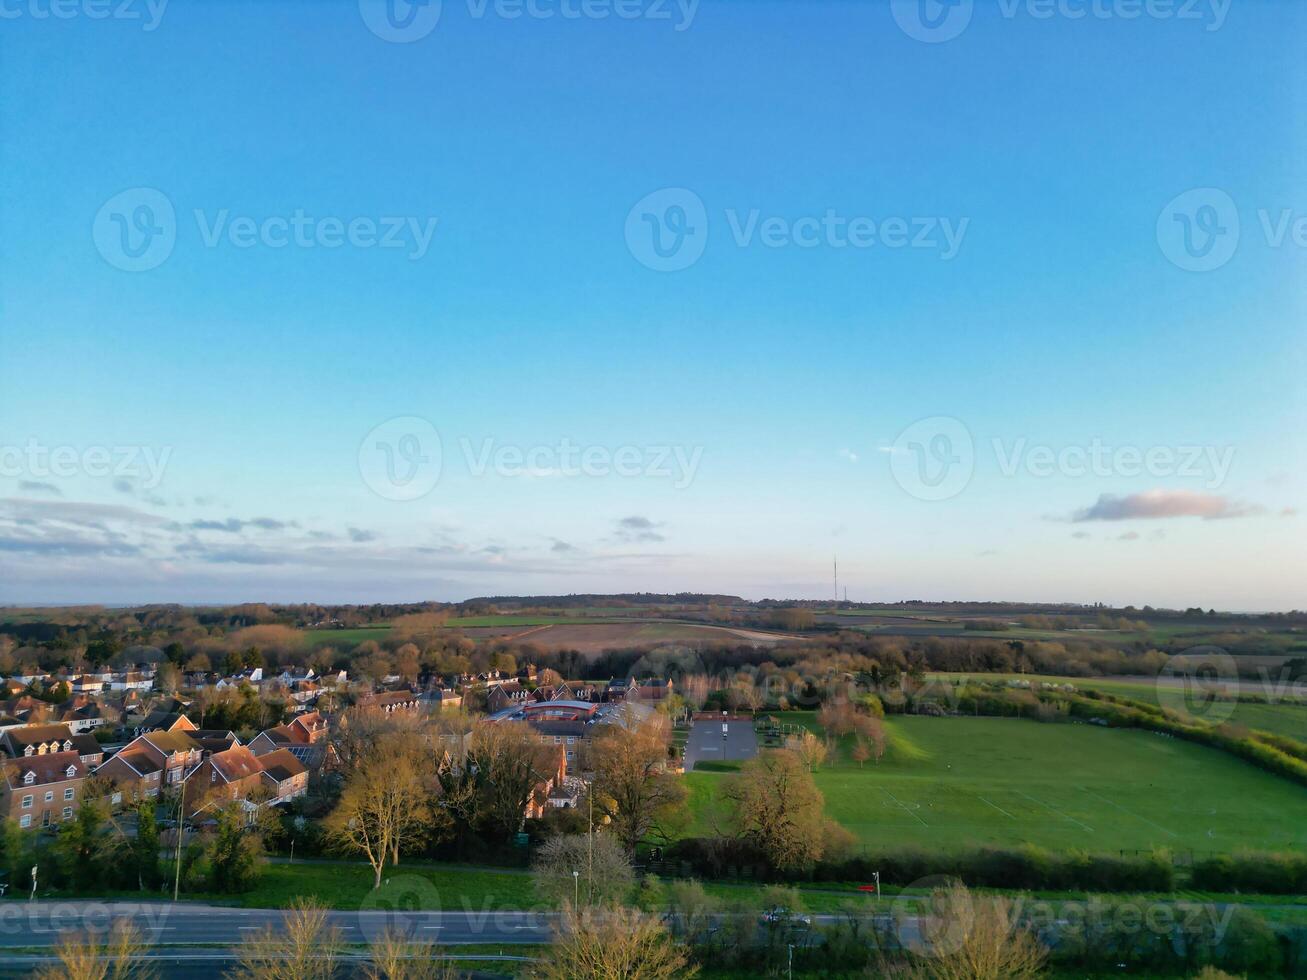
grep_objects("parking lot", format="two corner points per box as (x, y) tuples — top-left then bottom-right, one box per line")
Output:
(684, 717), (759, 770)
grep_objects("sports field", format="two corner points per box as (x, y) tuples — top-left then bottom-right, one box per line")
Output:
(685, 715), (1307, 854)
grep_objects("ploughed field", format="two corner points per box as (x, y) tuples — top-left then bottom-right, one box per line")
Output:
(685, 715), (1307, 854)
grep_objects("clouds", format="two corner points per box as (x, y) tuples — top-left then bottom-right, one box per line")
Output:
(614, 515), (666, 543)
(18, 480), (61, 496)
(1072, 490), (1263, 523)
(185, 517), (296, 533)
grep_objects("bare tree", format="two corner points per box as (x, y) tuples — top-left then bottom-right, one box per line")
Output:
(895, 882), (1048, 980)
(325, 734), (434, 888)
(786, 730), (828, 772)
(727, 749), (827, 873)
(36, 920), (157, 980)
(363, 930), (460, 980)
(227, 899), (342, 980)
(465, 721), (555, 841)
(532, 905), (697, 980)
(532, 832), (634, 908)
(590, 718), (688, 852)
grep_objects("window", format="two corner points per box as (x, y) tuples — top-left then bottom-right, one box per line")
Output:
(111, 792), (122, 805)
(65, 766), (76, 778)
(62, 807), (73, 820)
(20, 795), (32, 809)
(23, 771), (35, 785)
(19, 815), (30, 829)
(44, 791), (54, 803)
(64, 788), (75, 801)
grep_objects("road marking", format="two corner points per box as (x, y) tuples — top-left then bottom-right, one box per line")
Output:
(1016, 791), (1093, 833)
(1079, 786), (1177, 838)
(880, 788), (928, 827)
(978, 796), (1017, 819)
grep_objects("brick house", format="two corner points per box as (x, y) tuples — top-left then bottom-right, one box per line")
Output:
(1, 750), (88, 829)
(96, 729), (202, 801)
(184, 745), (266, 815)
(256, 749), (309, 804)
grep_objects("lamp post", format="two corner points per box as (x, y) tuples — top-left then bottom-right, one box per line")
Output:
(173, 778), (188, 902)
(572, 870), (579, 908)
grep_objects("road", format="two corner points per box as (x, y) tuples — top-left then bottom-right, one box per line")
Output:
(684, 718), (758, 770)
(0, 901), (555, 947)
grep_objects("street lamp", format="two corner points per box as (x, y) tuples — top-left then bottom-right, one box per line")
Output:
(571, 870), (579, 908)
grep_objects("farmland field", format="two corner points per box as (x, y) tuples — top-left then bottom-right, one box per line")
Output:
(466, 621), (792, 654)
(685, 715), (1307, 854)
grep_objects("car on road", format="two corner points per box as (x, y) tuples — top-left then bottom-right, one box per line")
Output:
(759, 907), (812, 928)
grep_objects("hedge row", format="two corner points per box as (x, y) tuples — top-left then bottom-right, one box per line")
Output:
(663, 838), (1174, 892)
(1190, 850), (1307, 895)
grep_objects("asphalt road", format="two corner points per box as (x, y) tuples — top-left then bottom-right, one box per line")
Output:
(0, 901), (555, 947)
(684, 719), (759, 770)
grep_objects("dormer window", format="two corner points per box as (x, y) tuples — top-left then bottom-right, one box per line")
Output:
(23, 771), (35, 785)
(23, 746), (34, 756)
(63, 740), (72, 751)
(65, 765), (76, 778)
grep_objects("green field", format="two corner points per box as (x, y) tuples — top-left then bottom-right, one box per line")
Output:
(301, 626), (393, 648)
(686, 715), (1307, 855)
(927, 672), (1307, 743)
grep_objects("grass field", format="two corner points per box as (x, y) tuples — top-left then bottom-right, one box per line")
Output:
(685, 715), (1307, 855)
(927, 672), (1307, 743)
(301, 626), (392, 648)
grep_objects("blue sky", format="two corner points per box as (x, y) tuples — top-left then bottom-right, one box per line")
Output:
(0, 0), (1303, 607)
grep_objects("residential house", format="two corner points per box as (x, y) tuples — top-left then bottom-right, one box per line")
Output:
(0, 722), (102, 764)
(184, 745), (266, 816)
(354, 690), (419, 715)
(96, 729), (203, 800)
(1, 750), (88, 829)
(485, 680), (530, 714)
(256, 749), (309, 804)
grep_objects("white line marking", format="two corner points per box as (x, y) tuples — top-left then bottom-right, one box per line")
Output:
(1079, 786), (1177, 838)
(978, 796), (1017, 819)
(1016, 791), (1094, 833)
(881, 788), (928, 827)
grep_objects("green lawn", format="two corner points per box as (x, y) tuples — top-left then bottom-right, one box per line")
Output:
(177, 861), (541, 912)
(300, 626), (392, 648)
(687, 715), (1307, 855)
